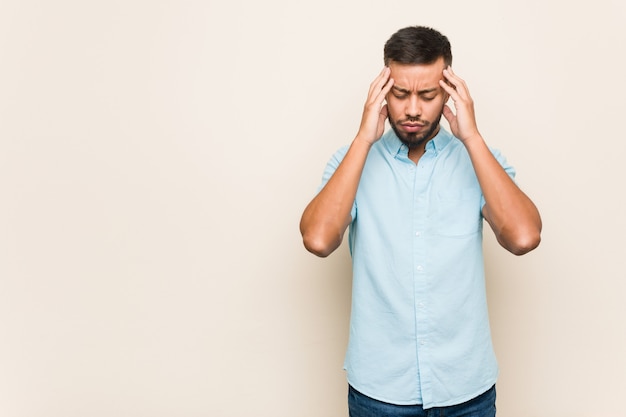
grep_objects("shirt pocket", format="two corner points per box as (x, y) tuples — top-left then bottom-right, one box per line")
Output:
(432, 188), (482, 237)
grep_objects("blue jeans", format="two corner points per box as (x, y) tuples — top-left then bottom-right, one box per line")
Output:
(348, 385), (496, 417)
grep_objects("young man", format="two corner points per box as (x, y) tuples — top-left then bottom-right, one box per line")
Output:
(300, 26), (541, 416)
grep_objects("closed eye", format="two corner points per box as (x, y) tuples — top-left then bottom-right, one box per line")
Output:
(391, 86), (410, 99)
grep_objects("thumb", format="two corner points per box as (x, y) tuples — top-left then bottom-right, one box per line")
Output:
(379, 104), (388, 124)
(375, 104), (389, 138)
(442, 104), (454, 123)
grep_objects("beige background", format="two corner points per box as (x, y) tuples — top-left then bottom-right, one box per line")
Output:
(1, 1), (625, 416)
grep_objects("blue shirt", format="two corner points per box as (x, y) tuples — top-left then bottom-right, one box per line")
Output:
(320, 128), (515, 408)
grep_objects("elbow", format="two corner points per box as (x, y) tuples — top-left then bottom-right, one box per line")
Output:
(299, 210), (349, 257)
(509, 235), (541, 256)
(503, 228), (542, 256)
(302, 232), (340, 258)
(300, 225), (342, 258)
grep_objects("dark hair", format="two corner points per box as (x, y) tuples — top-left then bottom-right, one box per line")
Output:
(384, 26), (452, 67)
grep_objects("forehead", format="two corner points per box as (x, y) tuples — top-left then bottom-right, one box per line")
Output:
(388, 57), (446, 90)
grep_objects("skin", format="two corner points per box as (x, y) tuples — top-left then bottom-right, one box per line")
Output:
(300, 59), (542, 257)
(385, 58), (449, 162)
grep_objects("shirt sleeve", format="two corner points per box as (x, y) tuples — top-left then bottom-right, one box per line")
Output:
(317, 145), (357, 221)
(481, 147), (517, 209)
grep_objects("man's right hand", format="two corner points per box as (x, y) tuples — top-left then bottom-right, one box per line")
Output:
(356, 67), (394, 145)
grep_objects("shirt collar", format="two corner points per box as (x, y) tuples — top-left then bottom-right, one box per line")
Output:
(383, 127), (454, 158)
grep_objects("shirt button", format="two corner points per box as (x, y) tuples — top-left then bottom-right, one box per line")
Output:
(420, 340), (427, 346)
(416, 265), (424, 272)
(415, 231), (421, 237)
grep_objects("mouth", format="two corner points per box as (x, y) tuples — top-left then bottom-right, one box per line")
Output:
(401, 122), (426, 133)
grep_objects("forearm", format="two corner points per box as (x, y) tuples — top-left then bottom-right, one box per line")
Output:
(464, 135), (542, 255)
(301, 67), (393, 257)
(300, 137), (372, 257)
(438, 67), (541, 254)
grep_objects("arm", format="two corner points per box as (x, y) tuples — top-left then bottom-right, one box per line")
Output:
(439, 67), (542, 255)
(300, 68), (394, 257)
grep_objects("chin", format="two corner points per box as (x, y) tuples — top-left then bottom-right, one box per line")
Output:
(391, 123), (437, 149)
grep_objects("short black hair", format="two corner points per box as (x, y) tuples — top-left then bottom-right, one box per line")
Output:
(384, 26), (452, 67)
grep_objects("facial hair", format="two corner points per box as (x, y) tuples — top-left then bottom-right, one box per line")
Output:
(388, 106), (445, 149)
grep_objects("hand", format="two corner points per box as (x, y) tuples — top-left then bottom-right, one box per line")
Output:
(357, 67), (394, 145)
(439, 67), (481, 144)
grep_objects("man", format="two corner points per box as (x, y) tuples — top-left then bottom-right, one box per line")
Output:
(300, 26), (541, 416)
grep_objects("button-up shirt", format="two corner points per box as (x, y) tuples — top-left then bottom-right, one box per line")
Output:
(319, 128), (515, 408)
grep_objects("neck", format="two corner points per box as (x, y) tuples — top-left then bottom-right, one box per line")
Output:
(407, 125), (440, 163)
(408, 143), (427, 164)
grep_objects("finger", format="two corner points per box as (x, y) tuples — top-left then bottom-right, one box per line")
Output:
(442, 67), (470, 100)
(439, 78), (460, 103)
(367, 67), (386, 94)
(378, 76), (394, 100)
(367, 67), (391, 100)
(443, 66), (465, 86)
(369, 76), (394, 110)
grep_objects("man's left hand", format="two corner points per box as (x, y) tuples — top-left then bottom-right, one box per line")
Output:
(439, 67), (481, 144)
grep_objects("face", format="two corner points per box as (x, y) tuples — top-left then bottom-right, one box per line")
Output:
(386, 57), (449, 149)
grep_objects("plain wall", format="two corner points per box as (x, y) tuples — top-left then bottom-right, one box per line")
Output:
(1, 1), (625, 416)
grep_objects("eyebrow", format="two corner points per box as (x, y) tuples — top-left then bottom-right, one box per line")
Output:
(392, 86), (439, 95)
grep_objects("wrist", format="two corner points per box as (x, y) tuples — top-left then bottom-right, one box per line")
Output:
(354, 132), (378, 148)
(460, 132), (484, 149)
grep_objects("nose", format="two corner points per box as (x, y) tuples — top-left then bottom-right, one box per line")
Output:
(405, 94), (421, 119)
